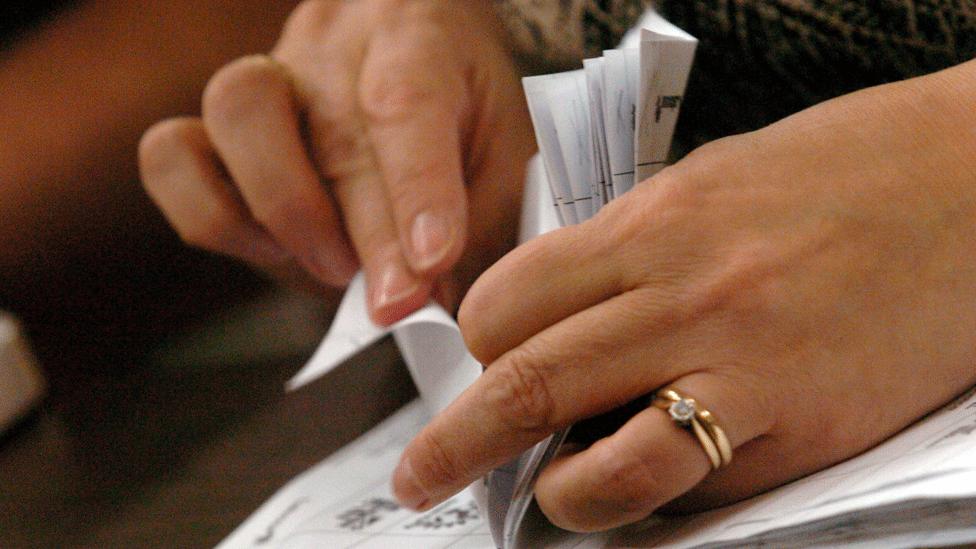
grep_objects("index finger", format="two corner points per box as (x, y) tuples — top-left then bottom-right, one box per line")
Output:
(361, 13), (468, 276)
(392, 290), (683, 511)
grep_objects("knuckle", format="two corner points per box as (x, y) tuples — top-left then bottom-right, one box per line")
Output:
(680, 135), (728, 166)
(138, 118), (199, 180)
(315, 129), (372, 182)
(679, 240), (784, 325)
(175, 209), (242, 253)
(282, 0), (334, 37)
(202, 56), (289, 127)
(675, 133), (744, 181)
(716, 254), (781, 316)
(412, 429), (466, 491)
(613, 178), (699, 248)
(358, 25), (460, 126)
(384, 160), (460, 212)
(483, 351), (557, 432)
(360, 69), (437, 125)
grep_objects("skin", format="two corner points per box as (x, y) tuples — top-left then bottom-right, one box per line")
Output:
(139, 0), (536, 326)
(392, 59), (976, 531)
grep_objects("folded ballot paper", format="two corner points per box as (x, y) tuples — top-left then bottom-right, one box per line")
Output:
(221, 12), (976, 549)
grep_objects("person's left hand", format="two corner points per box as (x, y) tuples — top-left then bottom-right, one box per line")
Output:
(139, 0), (534, 325)
(391, 61), (976, 531)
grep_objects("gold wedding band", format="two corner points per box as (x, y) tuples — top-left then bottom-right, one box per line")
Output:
(652, 388), (732, 470)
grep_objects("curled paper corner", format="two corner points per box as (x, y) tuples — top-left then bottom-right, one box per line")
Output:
(285, 272), (489, 527)
(287, 274), (481, 417)
(286, 273), (387, 391)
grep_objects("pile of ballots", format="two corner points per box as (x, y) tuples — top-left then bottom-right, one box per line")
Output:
(522, 10), (697, 226)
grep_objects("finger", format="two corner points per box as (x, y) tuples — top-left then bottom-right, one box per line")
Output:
(292, 36), (431, 325)
(202, 54), (358, 287)
(534, 372), (768, 532)
(360, 18), (468, 275)
(457, 219), (628, 364)
(332, 154), (432, 325)
(458, 176), (708, 366)
(139, 117), (290, 267)
(393, 289), (751, 511)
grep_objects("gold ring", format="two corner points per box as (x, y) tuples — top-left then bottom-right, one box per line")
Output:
(652, 388), (732, 470)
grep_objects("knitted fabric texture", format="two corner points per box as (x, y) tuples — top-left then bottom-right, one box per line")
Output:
(496, 0), (976, 144)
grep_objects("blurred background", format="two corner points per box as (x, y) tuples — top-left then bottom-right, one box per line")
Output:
(0, 3), (367, 546)
(0, 0), (312, 398)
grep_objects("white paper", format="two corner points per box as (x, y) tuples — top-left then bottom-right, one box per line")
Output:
(288, 277), (480, 417)
(287, 274), (386, 391)
(218, 401), (494, 549)
(518, 155), (562, 244)
(523, 74), (578, 226)
(634, 17), (697, 182)
(546, 71), (598, 220)
(601, 48), (640, 198)
(583, 58), (613, 206)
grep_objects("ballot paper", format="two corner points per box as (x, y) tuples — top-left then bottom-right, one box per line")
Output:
(222, 352), (976, 548)
(633, 14), (696, 182)
(222, 10), (976, 549)
(219, 401), (493, 549)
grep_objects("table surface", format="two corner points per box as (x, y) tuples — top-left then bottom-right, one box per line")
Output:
(0, 333), (417, 548)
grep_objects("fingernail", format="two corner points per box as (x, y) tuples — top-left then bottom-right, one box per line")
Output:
(393, 458), (430, 511)
(410, 211), (454, 271)
(372, 263), (420, 313)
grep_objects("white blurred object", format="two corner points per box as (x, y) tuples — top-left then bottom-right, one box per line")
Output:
(0, 312), (45, 432)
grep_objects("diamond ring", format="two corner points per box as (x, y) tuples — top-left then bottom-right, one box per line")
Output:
(652, 388), (732, 470)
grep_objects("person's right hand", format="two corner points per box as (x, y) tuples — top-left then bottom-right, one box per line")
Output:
(138, 0), (535, 325)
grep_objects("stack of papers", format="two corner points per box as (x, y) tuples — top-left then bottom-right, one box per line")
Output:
(221, 384), (976, 548)
(522, 10), (696, 226)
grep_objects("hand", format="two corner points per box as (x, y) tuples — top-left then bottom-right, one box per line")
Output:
(392, 61), (976, 531)
(138, 0), (535, 324)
